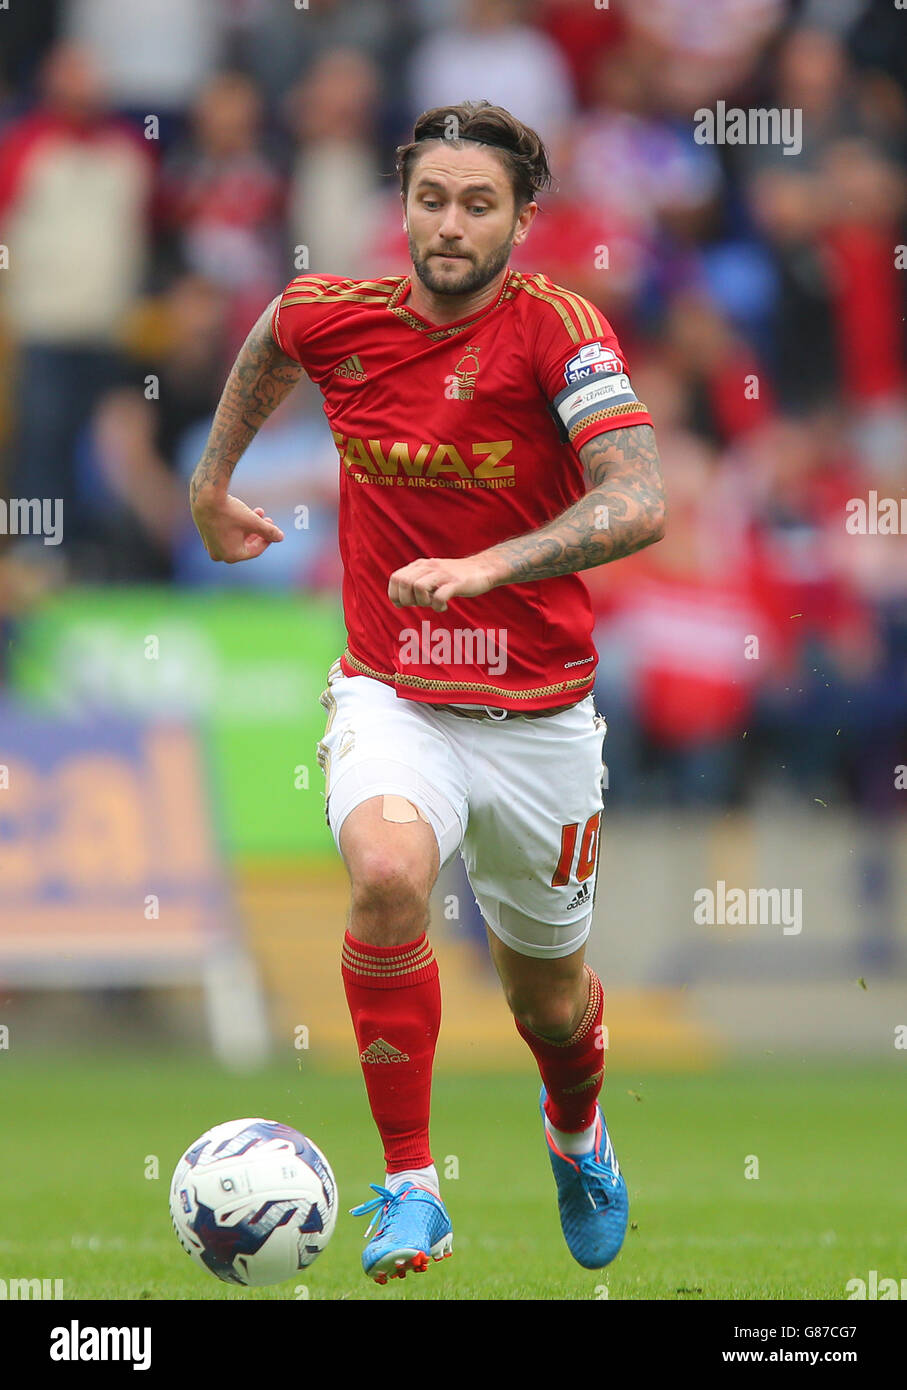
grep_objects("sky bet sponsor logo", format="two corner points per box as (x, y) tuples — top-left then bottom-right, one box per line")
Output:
(564, 375), (633, 412)
(50, 1321), (151, 1370)
(563, 342), (624, 387)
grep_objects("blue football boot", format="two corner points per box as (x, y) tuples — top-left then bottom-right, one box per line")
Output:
(540, 1086), (629, 1268)
(350, 1183), (453, 1283)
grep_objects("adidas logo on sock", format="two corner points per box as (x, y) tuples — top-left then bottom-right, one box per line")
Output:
(563, 1066), (604, 1095)
(333, 353), (367, 382)
(360, 1038), (410, 1064)
(566, 882), (591, 912)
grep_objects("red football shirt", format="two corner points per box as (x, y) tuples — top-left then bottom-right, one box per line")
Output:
(272, 270), (653, 711)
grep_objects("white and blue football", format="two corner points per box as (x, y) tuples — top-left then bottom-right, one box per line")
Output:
(170, 1118), (337, 1286)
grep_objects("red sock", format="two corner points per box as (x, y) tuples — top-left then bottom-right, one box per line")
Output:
(515, 965), (605, 1132)
(341, 930), (440, 1172)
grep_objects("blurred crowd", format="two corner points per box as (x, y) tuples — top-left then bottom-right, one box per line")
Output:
(0, 0), (905, 809)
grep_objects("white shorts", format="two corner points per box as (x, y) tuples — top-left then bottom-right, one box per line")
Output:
(316, 659), (607, 959)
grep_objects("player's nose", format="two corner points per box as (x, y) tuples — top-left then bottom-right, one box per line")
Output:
(437, 211), (465, 240)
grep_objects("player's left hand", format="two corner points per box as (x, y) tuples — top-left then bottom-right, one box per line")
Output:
(388, 555), (498, 612)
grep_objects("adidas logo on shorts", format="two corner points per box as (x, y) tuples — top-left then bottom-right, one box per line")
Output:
(359, 1038), (410, 1064)
(565, 882), (591, 912)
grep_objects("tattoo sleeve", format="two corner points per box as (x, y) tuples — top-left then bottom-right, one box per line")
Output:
(481, 424), (666, 585)
(189, 298), (304, 504)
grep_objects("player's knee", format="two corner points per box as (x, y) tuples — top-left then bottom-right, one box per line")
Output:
(349, 850), (432, 924)
(510, 993), (579, 1042)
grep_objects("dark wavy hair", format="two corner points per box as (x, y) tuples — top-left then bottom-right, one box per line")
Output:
(395, 100), (554, 214)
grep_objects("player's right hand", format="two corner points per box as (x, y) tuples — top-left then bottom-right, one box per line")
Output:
(191, 491), (285, 564)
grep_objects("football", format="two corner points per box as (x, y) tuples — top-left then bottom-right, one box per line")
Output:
(169, 1118), (337, 1286)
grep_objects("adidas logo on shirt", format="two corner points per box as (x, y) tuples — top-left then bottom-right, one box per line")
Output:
(566, 882), (591, 912)
(333, 353), (368, 382)
(359, 1038), (410, 1064)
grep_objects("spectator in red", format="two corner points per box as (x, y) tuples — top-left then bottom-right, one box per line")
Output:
(535, 0), (625, 108)
(588, 363), (773, 805)
(745, 29), (907, 413)
(820, 136), (906, 408)
(157, 71), (287, 359)
(736, 411), (894, 803)
(662, 291), (777, 447)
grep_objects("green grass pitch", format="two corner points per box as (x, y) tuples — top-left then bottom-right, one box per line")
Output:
(1, 1058), (904, 1300)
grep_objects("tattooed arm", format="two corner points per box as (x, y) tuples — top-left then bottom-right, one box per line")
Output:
(189, 297), (304, 563)
(389, 424), (665, 610)
(482, 424), (666, 585)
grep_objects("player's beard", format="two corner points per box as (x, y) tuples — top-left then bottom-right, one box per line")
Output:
(408, 225), (516, 298)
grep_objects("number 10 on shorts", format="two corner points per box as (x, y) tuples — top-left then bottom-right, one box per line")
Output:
(551, 811), (602, 887)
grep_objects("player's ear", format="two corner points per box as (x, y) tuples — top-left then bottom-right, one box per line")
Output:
(513, 200), (537, 246)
